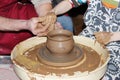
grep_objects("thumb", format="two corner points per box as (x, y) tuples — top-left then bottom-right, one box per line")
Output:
(55, 22), (63, 29)
(38, 16), (46, 22)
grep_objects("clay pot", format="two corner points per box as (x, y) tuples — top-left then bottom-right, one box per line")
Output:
(46, 30), (74, 56)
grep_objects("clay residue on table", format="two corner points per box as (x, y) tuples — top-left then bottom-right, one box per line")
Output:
(13, 43), (102, 76)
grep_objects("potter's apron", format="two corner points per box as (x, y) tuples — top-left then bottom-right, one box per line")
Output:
(79, 0), (120, 79)
(0, 0), (38, 54)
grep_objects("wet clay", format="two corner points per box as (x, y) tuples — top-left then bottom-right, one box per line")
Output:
(94, 32), (113, 46)
(13, 43), (102, 76)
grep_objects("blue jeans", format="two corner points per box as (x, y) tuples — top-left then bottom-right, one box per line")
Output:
(57, 15), (73, 32)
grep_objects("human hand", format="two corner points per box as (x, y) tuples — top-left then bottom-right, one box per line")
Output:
(94, 32), (113, 45)
(27, 12), (57, 36)
(27, 17), (48, 36)
(55, 22), (63, 29)
(41, 12), (57, 32)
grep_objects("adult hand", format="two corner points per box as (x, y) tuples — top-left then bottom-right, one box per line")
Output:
(55, 22), (63, 29)
(41, 12), (57, 32)
(27, 12), (57, 36)
(27, 17), (48, 36)
(94, 32), (113, 45)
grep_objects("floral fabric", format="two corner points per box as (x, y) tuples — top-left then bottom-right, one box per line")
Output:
(79, 0), (120, 80)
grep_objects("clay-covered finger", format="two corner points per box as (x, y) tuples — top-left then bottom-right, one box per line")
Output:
(37, 32), (47, 37)
(48, 24), (55, 32)
(35, 22), (44, 30)
(41, 16), (49, 25)
(42, 12), (56, 25)
(37, 23), (50, 33)
(38, 16), (46, 22)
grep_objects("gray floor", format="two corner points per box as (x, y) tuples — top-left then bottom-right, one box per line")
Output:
(0, 56), (12, 64)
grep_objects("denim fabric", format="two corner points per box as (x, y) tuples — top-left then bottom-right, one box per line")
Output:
(57, 15), (73, 32)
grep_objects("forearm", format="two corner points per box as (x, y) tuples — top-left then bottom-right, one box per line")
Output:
(51, 0), (73, 15)
(31, 0), (52, 16)
(34, 3), (52, 16)
(110, 32), (120, 42)
(0, 16), (28, 31)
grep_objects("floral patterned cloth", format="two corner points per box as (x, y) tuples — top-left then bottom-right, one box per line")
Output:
(79, 0), (120, 80)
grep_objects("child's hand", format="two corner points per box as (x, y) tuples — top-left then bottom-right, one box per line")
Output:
(41, 12), (57, 32)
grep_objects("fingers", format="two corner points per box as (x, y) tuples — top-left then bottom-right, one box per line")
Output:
(55, 22), (63, 29)
(94, 32), (112, 45)
(39, 12), (57, 33)
(48, 24), (55, 32)
(37, 32), (47, 37)
(42, 16), (50, 25)
(34, 23), (53, 36)
(29, 12), (57, 36)
(38, 16), (46, 22)
(42, 12), (57, 25)
(94, 32), (105, 43)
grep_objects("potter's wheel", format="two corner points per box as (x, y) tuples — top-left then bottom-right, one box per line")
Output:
(35, 30), (100, 69)
(15, 42), (101, 75)
(36, 29), (86, 67)
(11, 36), (110, 80)
(37, 45), (84, 66)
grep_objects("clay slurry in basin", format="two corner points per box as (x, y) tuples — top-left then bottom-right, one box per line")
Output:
(13, 30), (101, 75)
(14, 43), (101, 75)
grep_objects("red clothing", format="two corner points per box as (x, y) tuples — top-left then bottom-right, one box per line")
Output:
(0, 0), (38, 54)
